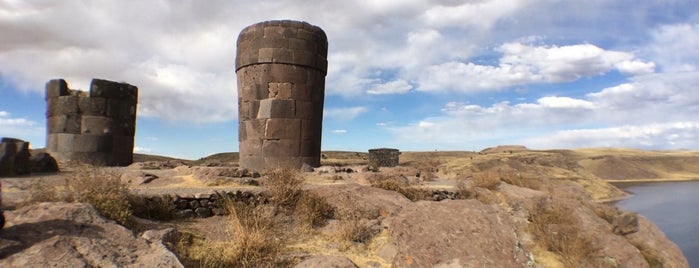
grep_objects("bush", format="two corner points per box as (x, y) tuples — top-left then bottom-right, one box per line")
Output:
(336, 205), (380, 243)
(294, 191), (334, 230)
(23, 166), (134, 228)
(22, 180), (60, 205)
(529, 198), (600, 266)
(65, 167), (134, 228)
(201, 202), (283, 268)
(499, 171), (543, 190)
(472, 170), (501, 190)
(368, 174), (430, 201)
(264, 167), (304, 208)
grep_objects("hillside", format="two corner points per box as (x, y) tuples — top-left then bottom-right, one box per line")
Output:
(1, 147), (694, 267)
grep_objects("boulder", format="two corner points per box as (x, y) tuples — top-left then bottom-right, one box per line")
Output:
(613, 212), (640, 235)
(0, 202), (183, 267)
(383, 199), (529, 267)
(29, 153), (59, 173)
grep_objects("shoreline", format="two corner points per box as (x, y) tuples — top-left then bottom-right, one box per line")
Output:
(606, 178), (699, 183)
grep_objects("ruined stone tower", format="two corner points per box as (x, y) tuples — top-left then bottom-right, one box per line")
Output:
(236, 20), (328, 171)
(45, 79), (138, 166)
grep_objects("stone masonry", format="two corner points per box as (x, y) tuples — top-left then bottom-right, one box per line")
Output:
(0, 137), (31, 177)
(236, 20), (328, 171)
(368, 148), (401, 167)
(46, 79), (138, 166)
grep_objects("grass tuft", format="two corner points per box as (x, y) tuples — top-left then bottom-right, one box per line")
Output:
(263, 167), (304, 208)
(368, 174), (430, 201)
(23, 166), (134, 228)
(294, 191), (334, 230)
(529, 198), (600, 267)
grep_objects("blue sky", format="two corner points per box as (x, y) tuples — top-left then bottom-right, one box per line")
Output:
(1, 1), (698, 159)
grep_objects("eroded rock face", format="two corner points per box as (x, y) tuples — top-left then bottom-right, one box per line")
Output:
(384, 199), (529, 267)
(0, 202), (182, 268)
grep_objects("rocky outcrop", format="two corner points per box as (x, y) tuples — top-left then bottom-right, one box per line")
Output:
(383, 199), (529, 267)
(0, 202), (182, 267)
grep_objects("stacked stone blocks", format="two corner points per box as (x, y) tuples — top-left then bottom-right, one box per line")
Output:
(0, 138), (31, 177)
(368, 148), (401, 167)
(46, 79), (138, 166)
(236, 20), (327, 171)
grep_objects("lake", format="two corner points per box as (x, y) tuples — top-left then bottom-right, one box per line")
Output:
(614, 181), (699, 267)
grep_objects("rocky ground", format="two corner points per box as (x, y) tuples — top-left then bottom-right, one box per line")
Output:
(0, 147), (694, 267)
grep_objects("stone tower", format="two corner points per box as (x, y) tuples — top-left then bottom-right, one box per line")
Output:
(236, 20), (328, 171)
(45, 78), (138, 166)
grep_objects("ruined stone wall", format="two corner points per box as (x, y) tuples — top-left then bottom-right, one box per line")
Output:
(46, 79), (138, 166)
(0, 138), (30, 177)
(368, 148), (401, 167)
(236, 20), (328, 171)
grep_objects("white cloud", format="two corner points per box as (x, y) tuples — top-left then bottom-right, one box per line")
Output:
(418, 42), (652, 92)
(367, 79), (413, 95)
(614, 60), (656, 75)
(392, 68), (699, 150)
(331, 129), (347, 134)
(523, 122), (699, 149)
(324, 106), (368, 121)
(421, 0), (527, 29)
(648, 23), (699, 72)
(0, 111), (44, 144)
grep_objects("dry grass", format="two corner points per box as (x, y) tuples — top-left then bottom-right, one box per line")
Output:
(22, 166), (134, 228)
(472, 170), (501, 190)
(368, 174), (430, 201)
(173, 169), (338, 267)
(529, 198), (601, 267)
(499, 171), (544, 190)
(294, 191), (334, 230)
(178, 201), (285, 268)
(21, 180), (60, 205)
(336, 205), (381, 243)
(263, 167), (304, 208)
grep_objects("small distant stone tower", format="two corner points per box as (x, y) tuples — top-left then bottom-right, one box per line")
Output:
(368, 148), (401, 167)
(236, 20), (328, 171)
(45, 79), (138, 166)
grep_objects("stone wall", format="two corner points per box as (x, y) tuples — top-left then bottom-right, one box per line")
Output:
(368, 148), (401, 167)
(236, 20), (328, 171)
(0, 138), (31, 177)
(46, 79), (138, 166)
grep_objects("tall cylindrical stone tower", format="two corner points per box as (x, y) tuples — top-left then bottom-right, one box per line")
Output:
(46, 78), (138, 166)
(236, 20), (328, 171)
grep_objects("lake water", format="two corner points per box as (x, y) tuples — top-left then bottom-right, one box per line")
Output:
(614, 181), (699, 267)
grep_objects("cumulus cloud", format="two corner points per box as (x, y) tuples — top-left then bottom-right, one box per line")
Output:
(390, 67), (699, 149)
(0, 1), (243, 123)
(523, 122), (699, 149)
(417, 43), (653, 92)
